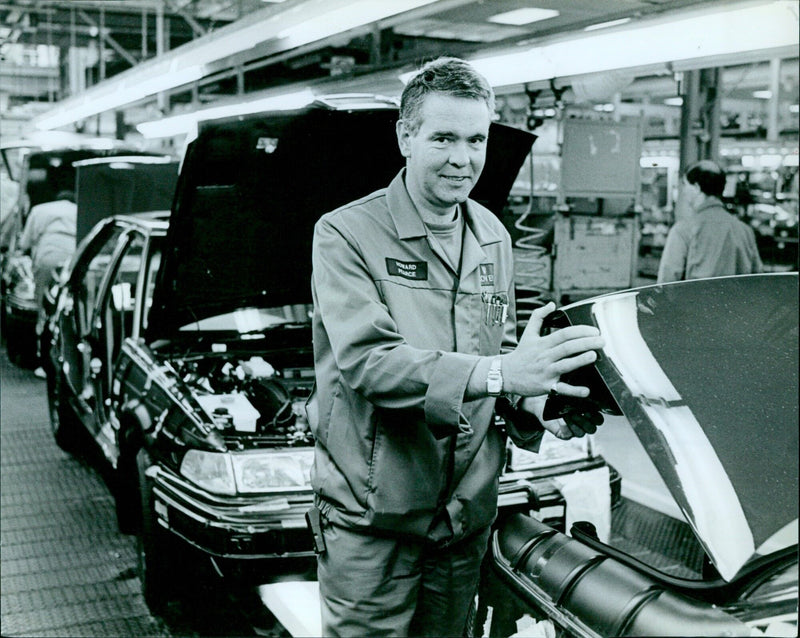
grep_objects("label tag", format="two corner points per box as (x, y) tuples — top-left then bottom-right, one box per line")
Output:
(386, 258), (428, 281)
(479, 263), (495, 286)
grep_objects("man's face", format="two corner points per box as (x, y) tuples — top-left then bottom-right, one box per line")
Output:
(396, 93), (491, 216)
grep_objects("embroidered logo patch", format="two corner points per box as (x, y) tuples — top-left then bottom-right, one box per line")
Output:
(386, 258), (428, 281)
(479, 263), (495, 286)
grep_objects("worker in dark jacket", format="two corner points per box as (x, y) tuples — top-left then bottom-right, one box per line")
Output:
(658, 160), (762, 283)
(309, 57), (604, 637)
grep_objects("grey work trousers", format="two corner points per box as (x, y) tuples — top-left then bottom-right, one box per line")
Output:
(317, 522), (490, 637)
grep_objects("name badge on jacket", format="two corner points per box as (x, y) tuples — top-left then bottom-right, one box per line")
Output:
(386, 258), (428, 281)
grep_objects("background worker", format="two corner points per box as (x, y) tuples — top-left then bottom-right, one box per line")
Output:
(657, 160), (763, 283)
(17, 189), (77, 373)
(309, 57), (604, 637)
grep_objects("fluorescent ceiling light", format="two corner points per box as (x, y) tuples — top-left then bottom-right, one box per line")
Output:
(467, 1), (799, 89)
(488, 8), (559, 26)
(34, 65), (204, 131)
(31, 0), (438, 131)
(136, 88), (315, 139)
(753, 90), (773, 99)
(584, 17), (632, 31)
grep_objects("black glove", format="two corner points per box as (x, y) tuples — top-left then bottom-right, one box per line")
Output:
(494, 395), (545, 451)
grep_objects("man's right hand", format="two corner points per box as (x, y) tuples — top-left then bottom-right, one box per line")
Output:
(502, 302), (604, 399)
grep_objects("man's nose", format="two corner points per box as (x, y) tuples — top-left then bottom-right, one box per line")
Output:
(448, 142), (469, 167)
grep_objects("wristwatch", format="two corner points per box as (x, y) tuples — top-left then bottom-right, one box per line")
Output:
(487, 357), (503, 396)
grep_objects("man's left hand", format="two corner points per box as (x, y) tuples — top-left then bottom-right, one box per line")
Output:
(521, 396), (603, 440)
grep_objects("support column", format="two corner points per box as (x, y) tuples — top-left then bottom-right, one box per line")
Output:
(679, 70), (700, 174)
(702, 67), (721, 161)
(676, 67), (721, 221)
(99, 6), (106, 81)
(767, 58), (781, 141)
(156, 1), (167, 113)
(679, 67), (722, 172)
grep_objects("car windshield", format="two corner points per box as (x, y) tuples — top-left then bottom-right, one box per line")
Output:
(177, 305), (312, 333)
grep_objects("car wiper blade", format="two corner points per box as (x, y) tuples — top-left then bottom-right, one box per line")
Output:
(239, 321), (310, 335)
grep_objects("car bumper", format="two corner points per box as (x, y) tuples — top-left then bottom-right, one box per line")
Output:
(148, 464), (316, 561)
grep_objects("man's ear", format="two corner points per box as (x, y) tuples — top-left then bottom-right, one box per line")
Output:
(396, 119), (411, 158)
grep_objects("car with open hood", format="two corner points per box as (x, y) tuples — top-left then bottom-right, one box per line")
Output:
(0, 132), (166, 368)
(44, 96), (536, 614)
(482, 273), (798, 637)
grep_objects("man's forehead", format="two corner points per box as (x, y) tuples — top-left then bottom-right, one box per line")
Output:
(416, 94), (491, 127)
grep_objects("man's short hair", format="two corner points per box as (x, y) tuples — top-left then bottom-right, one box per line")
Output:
(684, 160), (726, 198)
(399, 57), (495, 133)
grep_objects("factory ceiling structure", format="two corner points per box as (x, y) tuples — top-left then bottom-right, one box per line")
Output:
(0, 0), (798, 140)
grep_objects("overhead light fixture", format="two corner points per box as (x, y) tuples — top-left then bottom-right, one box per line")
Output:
(33, 65), (205, 131)
(488, 8), (559, 26)
(753, 90), (773, 99)
(584, 17), (632, 31)
(463, 1), (799, 89)
(30, 0), (439, 131)
(136, 88), (316, 139)
(663, 97), (684, 106)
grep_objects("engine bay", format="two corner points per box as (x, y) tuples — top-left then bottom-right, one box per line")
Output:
(172, 354), (314, 446)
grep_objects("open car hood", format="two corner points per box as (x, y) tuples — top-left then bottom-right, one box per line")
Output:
(546, 273), (798, 581)
(74, 156), (178, 243)
(146, 102), (535, 339)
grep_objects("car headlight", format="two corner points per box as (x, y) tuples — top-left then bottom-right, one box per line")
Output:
(231, 449), (314, 493)
(180, 450), (236, 495)
(180, 448), (314, 495)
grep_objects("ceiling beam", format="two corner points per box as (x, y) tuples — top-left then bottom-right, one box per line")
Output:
(165, 0), (207, 37)
(77, 9), (138, 66)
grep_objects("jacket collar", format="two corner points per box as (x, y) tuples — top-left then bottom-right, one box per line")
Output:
(696, 197), (726, 214)
(386, 169), (504, 246)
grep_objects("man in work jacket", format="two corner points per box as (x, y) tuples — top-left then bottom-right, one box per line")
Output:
(658, 159), (763, 282)
(310, 57), (604, 637)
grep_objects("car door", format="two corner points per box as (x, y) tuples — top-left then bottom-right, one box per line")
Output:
(90, 229), (147, 435)
(57, 221), (127, 431)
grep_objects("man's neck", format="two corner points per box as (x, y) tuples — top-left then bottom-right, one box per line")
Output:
(697, 195), (721, 211)
(404, 177), (458, 223)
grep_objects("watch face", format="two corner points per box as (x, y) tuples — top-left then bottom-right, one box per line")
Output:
(488, 357), (503, 395)
(487, 370), (503, 395)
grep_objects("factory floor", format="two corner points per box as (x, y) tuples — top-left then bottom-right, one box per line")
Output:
(0, 345), (287, 638)
(1, 335), (698, 638)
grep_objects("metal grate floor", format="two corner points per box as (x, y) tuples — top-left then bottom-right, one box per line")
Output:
(0, 347), (170, 638)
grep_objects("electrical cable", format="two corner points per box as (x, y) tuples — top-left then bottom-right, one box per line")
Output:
(513, 150), (552, 328)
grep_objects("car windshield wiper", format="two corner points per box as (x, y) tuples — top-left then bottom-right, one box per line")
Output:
(238, 321), (310, 335)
